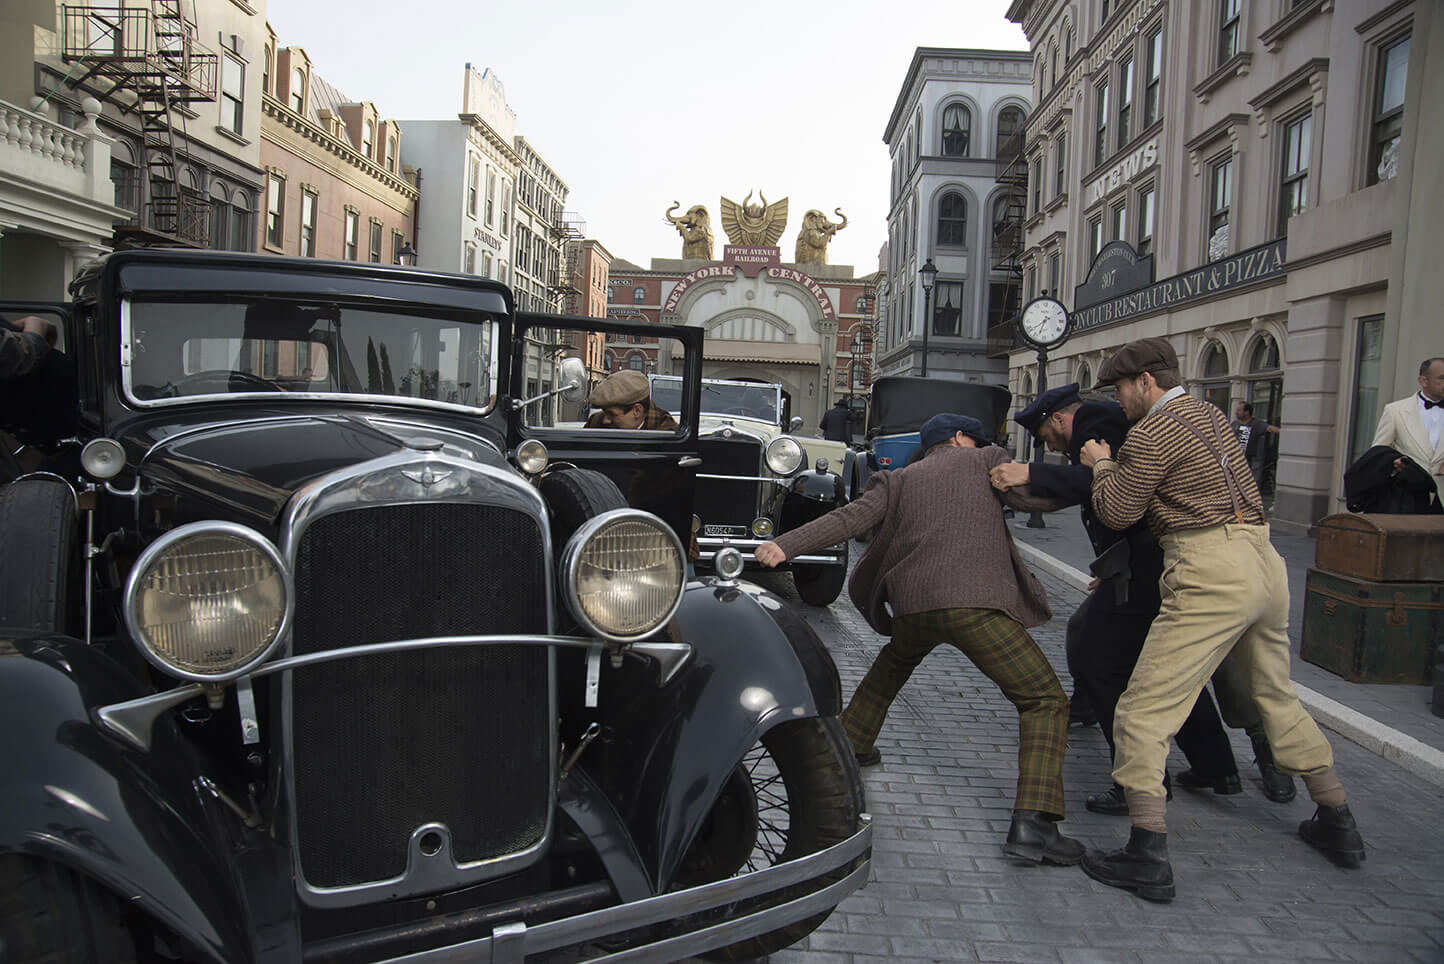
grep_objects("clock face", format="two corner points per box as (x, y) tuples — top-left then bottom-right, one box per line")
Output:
(1020, 298), (1069, 347)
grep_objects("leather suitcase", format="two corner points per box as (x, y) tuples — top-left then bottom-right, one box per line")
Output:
(1300, 568), (1442, 684)
(1314, 513), (1444, 582)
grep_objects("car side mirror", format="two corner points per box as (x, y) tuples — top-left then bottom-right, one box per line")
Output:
(558, 356), (588, 404)
(789, 416), (804, 433)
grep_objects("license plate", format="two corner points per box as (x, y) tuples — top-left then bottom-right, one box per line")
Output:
(703, 525), (746, 537)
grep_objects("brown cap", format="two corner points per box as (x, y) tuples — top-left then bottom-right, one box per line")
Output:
(1093, 336), (1179, 389)
(590, 370), (650, 409)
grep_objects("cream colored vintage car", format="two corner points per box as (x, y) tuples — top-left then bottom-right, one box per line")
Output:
(649, 376), (853, 605)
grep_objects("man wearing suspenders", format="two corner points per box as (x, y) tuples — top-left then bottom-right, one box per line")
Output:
(1076, 337), (1364, 901)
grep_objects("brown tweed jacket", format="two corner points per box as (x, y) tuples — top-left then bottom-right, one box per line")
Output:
(773, 446), (1051, 634)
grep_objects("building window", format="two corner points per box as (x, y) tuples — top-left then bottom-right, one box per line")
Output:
(1094, 80), (1109, 167)
(290, 67), (305, 113)
(1031, 159), (1043, 213)
(941, 104), (971, 157)
(1101, 0), (1111, 21)
(628, 353), (645, 372)
(1277, 113), (1311, 236)
(987, 280), (1020, 328)
(1055, 133), (1067, 198)
(481, 250), (493, 278)
(1025, 266), (1036, 301)
(262, 44), (272, 95)
(996, 106), (1024, 157)
(1065, 27), (1073, 62)
(344, 210), (358, 260)
(1368, 33), (1409, 185)
(1348, 316), (1386, 465)
(299, 189), (316, 256)
(208, 182), (229, 250)
(111, 139), (139, 214)
(932, 281), (962, 336)
(1117, 55), (1134, 149)
(632, 286), (646, 303)
(368, 220), (382, 262)
(1207, 155), (1232, 261)
(1144, 25), (1163, 127)
(1047, 252), (1060, 296)
(231, 190), (252, 251)
(606, 286), (615, 303)
(467, 157), (479, 216)
(928, 192), (965, 249)
(261, 340), (279, 378)
(1088, 216), (1103, 262)
(500, 182), (511, 237)
(485, 169), (496, 226)
(265, 174), (284, 248)
(464, 242), (476, 274)
(361, 119), (374, 160)
(221, 54), (244, 135)
(385, 137), (397, 172)
(1077, 361), (1092, 388)
(1110, 202), (1127, 242)
(392, 230), (404, 263)
(1199, 340), (1231, 413)
(1137, 184), (1155, 256)
(1218, 0), (1241, 65)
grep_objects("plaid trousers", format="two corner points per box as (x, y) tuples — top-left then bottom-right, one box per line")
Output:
(841, 607), (1069, 818)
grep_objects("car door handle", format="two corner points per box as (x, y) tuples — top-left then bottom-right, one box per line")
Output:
(677, 456), (702, 468)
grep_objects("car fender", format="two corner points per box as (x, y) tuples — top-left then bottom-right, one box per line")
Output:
(787, 468), (845, 504)
(0, 634), (251, 964)
(573, 579), (840, 892)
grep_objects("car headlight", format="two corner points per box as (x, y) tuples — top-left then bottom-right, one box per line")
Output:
(124, 522), (291, 681)
(765, 436), (805, 476)
(560, 509), (685, 642)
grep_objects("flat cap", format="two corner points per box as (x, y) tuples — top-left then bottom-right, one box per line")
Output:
(1093, 337), (1179, 389)
(1014, 382), (1081, 437)
(590, 370), (650, 409)
(919, 413), (989, 451)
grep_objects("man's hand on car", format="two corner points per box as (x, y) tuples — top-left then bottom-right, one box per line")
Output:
(755, 541), (786, 568)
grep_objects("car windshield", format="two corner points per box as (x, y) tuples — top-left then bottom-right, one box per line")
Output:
(652, 376), (778, 423)
(123, 297), (498, 413)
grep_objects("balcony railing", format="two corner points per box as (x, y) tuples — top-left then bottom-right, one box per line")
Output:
(62, 5), (218, 102)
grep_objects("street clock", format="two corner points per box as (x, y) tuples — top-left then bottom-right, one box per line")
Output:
(1018, 296), (1071, 350)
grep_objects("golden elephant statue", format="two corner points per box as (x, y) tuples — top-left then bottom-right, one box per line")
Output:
(665, 202), (714, 260)
(794, 208), (848, 264)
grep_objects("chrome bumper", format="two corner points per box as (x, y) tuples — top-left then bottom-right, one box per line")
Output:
(696, 537), (846, 566)
(380, 814), (872, 962)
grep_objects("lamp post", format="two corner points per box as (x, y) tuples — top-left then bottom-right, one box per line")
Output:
(395, 241), (417, 266)
(918, 258), (937, 377)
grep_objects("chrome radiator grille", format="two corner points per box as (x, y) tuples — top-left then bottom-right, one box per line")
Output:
(289, 502), (551, 892)
(696, 435), (763, 530)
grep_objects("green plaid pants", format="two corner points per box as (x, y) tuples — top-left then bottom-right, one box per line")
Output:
(841, 607), (1069, 818)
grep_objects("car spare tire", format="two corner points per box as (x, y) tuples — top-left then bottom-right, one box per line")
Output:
(0, 476), (79, 633)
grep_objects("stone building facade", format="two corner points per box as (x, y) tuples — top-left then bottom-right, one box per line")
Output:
(877, 48), (1034, 384)
(1005, 0), (1432, 531)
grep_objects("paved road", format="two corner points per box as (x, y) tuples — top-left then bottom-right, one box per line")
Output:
(747, 545), (1444, 964)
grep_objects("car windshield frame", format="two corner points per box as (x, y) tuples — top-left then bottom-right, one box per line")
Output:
(119, 294), (501, 417)
(652, 375), (780, 425)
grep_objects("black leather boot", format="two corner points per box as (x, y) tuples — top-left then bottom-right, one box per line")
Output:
(1176, 768), (1242, 795)
(1252, 732), (1297, 803)
(1086, 783), (1129, 815)
(1081, 827), (1175, 901)
(1003, 810), (1086, 866)
(1299, 804), (1366, 868)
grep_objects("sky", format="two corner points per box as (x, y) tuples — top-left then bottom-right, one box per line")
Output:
(265, 0), (1028, 273)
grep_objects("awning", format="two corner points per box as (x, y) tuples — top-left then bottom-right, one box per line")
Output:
(702, 340), (820, 366)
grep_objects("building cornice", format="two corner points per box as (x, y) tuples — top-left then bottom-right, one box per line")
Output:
(1259, 0), (1329, 52)
(459, 113), (523, 166)
(884, 47), (1033, 142)
(261, 95), (417, 200)
(1193, 52), (1254, 104)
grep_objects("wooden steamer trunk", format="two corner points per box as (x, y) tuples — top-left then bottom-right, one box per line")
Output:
(1300, 514), (1444, 685)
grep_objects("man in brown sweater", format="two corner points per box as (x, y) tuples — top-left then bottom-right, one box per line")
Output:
(756, 413), (1086, 866)
(1078, 337), (1364, 902)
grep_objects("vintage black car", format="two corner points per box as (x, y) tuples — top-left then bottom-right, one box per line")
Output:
(854, 375), (1013, 491)
(0, 250), (870, 963)
(648, 376), (852, 607)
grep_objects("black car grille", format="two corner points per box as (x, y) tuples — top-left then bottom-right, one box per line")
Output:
(697, 435), (762, 530)
(290, 502), (551, 890)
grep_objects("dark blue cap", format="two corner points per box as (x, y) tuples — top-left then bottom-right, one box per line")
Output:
(919, 413), (989, 451)
(1013, 382), (1081, 437)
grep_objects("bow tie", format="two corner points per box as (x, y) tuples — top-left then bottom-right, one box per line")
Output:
(1423, 393), (1441, 411)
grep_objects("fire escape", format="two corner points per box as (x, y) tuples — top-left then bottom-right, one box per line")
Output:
(61, 0), (218, 246)
(551, 210), (587, 314)
(987, 127), (1028, 357)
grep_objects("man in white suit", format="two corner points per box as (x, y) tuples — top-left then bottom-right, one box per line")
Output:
(1371, 357), (1444, 507)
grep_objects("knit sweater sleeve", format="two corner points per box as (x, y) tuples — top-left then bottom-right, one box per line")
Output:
(772, 471), (890, 560)
(1090, 422), (1167, 531)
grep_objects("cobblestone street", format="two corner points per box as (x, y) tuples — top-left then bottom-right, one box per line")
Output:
(750, 544), (1444, 964)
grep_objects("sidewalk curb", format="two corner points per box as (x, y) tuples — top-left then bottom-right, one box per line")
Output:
(1015, 540), (1444, 791)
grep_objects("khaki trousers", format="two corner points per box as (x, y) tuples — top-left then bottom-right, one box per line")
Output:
(1112, 524), (1334, 797)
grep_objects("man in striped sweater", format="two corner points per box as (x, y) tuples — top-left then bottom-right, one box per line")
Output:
(1077, 337), (1364, 902)
(755, 413), (1087, 867)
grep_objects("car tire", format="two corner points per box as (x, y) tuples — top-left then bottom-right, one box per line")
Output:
(0, 476), (78, 633)
(0, 855), (139, 964)
(792, 540), (848, 607)
(539, 467), (628, 552)
(676, 716), (864, 961)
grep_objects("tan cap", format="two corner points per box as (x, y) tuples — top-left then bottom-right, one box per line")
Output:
(590, 370), (650, 409)
(1093, 336), (1179, 389)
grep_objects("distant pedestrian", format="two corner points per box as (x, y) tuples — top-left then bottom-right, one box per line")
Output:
(819, 397), (851, 441)
(1370, 356), (1444, 508)
(1078, 337), (1364, 902)
(992, 383), (1243, 816)
(756, 413), (1087, 867)
(1230, 400), (1280, 492)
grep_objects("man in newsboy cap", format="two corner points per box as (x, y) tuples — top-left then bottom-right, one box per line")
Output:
(1074, 336), (1364, 901)
(754, 412), (1089, 868)
(584, 370), (678, 431)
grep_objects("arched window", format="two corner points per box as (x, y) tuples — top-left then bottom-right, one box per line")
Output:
(208, 181), (230, 250)
(110, 139), (139, 215)
(997, 106), (1025, 157)
(1050, 44), (1059, 90)
(1018, 371), (1036, 460)
(607, 287), (614, 303)
(362, 119), (374, 159)
(1065, 27), (1074, 62)
(941, 104), (971, 157)
(1199, 340), (1231, 414)
(628, 353), (646, 372)
(386, 136), (397, 172)
(1077, 361), (1092, 389)
(991, 194), (1013, 250)
(936, 192), (967, 246)
(230, 189), (252, 251)
(290, 68), (305, 112)
(1246, 334), (1283, 425)
(632, 286), (646, 303)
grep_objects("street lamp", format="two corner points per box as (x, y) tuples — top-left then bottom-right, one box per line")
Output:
(918, 258), (937, 378)
(395, 241), (417, 266)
